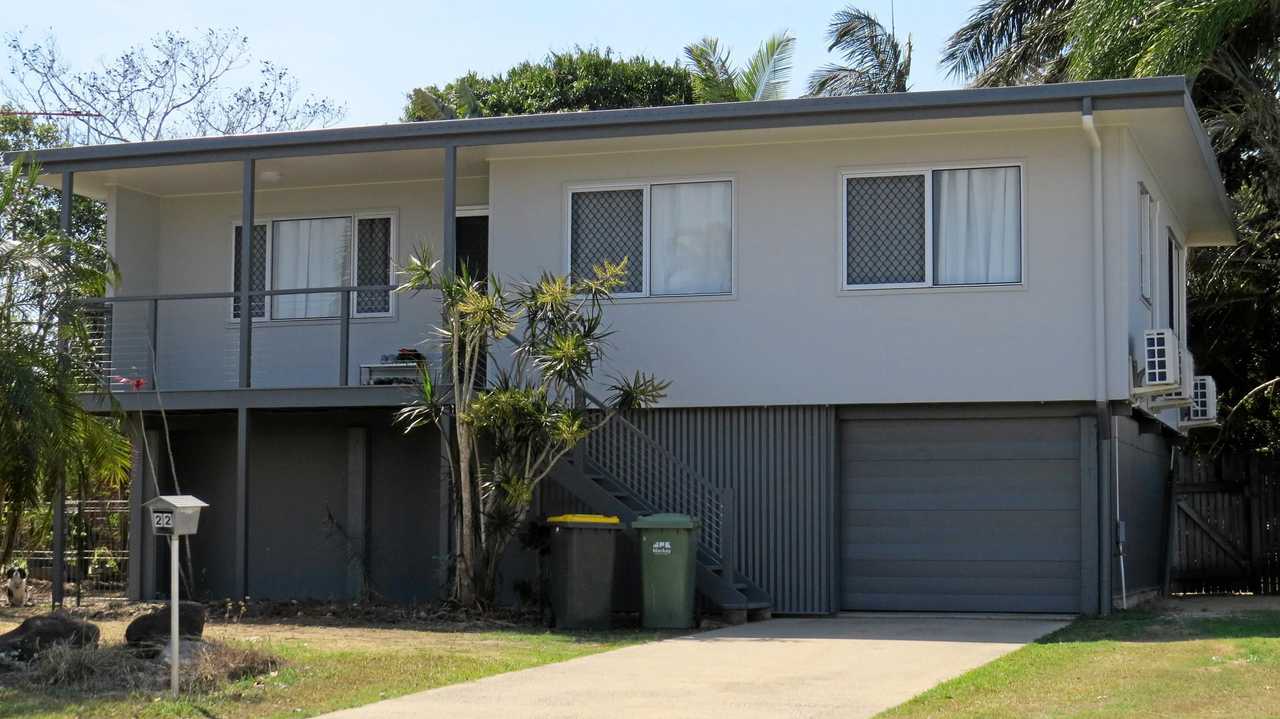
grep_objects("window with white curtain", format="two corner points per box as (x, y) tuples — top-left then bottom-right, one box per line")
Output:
(230, 213), (394, 320)
(842, 165), (1023, 289)
(273, 217), (351, 319)
(568, 180), (733, 297)
(932, 166), (1021, 285)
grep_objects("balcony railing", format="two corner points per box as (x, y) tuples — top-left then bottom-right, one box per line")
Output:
(79, 284), (442, 393)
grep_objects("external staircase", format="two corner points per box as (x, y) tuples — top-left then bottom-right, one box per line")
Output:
(553, 401), (772, 623)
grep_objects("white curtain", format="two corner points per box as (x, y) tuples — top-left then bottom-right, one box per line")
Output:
(651, 181), (733, 295)
(272, 217), (351, 318)
(933, 167), (1021, 285)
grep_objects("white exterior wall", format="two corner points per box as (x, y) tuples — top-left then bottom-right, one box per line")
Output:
(490, 127), (1107, 408)
(104, 122), (1202, 409)
(1118, 129), (1193, 429)
(107, 178), (486, 389)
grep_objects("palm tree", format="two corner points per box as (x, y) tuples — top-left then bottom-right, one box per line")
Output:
(807, 7), (911, 96)
(941, 0), (1073, 87)
(0, 158), (128, 569)
(683, 32), (797, 103)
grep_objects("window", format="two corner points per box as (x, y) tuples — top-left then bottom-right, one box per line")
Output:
(230, 213), (394, 320)
(1167, 229), (1184, 337)
(842, 165), (1022, 289)
(1138, 186), (1154, 304)
(232, 224), (267, 319)
(568, 180), (733, 297)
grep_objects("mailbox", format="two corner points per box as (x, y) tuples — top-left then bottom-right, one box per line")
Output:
(144, 495), (208, 537)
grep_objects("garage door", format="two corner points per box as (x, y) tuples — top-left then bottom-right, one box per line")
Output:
(842, 417), (1083, 613)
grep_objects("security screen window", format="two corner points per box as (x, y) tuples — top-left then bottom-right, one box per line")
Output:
(231, 214), (394, 320)
(569, 180), (733, 297)
(843, 165), (1022, 288)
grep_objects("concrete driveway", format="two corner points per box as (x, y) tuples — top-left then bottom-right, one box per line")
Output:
(321, 614), (1068, 719)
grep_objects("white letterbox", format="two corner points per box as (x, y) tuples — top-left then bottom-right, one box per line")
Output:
(144, 495), (208, 537)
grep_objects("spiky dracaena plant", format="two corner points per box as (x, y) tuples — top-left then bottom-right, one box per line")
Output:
(396, 250), (667, 606)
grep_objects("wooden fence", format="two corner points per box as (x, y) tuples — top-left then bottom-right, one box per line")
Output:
(1166, 455), (1280, 594)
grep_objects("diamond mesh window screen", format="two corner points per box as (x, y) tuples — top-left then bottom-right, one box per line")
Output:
(232, 224), (267, 318)
(356, 217), (392, 314)
(845, 174), (927, 285)
(571, 189), (644, 293)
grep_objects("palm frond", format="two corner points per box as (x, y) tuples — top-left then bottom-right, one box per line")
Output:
(683, 37), (740, 103)
(808, 7), (911, 96)
(738, 32), (796, 101)
(941, 0), (1073, 84)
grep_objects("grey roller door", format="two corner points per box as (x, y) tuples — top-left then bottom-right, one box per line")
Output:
(842, 417), (1082, 613)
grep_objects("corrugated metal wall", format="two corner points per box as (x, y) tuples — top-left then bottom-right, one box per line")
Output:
(621, 405), (838, 614)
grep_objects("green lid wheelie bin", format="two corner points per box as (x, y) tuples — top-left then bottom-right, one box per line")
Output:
(546, 514), (622, 629)
(632, 513), (700, 629)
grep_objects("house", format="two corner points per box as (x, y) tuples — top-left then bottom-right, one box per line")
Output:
(12, 76), (1233, 617)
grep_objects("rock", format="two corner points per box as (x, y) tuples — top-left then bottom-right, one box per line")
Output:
(0, 613), (100, 661)
(125, 601), (207, 654)
(159, 638), (211, 667)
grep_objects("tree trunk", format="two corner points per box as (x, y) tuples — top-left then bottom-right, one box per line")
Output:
(0, 496), (22, 570)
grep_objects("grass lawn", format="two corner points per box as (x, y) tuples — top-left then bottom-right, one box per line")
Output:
(0, 618), (659, 719)
(881, 605), (1280, 718)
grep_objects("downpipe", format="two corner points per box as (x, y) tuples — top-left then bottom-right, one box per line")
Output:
(1083, 100), (1126, 612)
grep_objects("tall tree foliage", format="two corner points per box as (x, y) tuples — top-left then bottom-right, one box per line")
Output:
(0, 159), (130, 569)
(942, 0), (1280, 453)
(683, 33), (796, 103)
(3, 28), (345, 143)
(403, 48), (694, 121)
(808, 6), (912, 95)
(396, 251), (665, 606)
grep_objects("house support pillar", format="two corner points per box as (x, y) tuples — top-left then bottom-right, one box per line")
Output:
(126, 418), (146, 600)
(234, 406), (251, 598)
(238, 159), (255, 389)
(51, 171), (74, 607)
(442, 145), (457, 274)
(345, 427), (369, 600)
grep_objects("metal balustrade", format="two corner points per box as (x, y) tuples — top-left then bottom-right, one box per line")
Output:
(76, 284), (414, 393)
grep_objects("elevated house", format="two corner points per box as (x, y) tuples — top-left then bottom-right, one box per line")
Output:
(12, 76), (1233, 616)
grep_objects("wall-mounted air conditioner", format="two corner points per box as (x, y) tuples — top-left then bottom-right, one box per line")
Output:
(1132, 329), (1181, 396)
(1149, 348), (1193, 409)
(1181, 375), (1219, 429)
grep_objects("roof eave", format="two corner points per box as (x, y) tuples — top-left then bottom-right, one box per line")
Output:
(5, 77), (1195, 174)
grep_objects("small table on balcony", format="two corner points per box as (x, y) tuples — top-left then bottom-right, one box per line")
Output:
(360, 362), (421, 386)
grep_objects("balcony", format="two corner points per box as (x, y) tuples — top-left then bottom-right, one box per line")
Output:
(80, 284), (441, 411)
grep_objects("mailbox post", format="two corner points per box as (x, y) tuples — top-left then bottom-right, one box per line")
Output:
(144, 495), (208, 698)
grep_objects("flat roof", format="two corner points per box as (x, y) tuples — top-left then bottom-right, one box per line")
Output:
(9, 76), (1198, 173)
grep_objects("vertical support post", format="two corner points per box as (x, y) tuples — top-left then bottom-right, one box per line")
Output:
(169, 535), (179, 697)
(51, 171), (74, 608)
(239, 160), (255, 389)
(150, 298), (159, 385)
(346, 427), (368, 600)
(442, 145), (457, 276)
(338, 290), (350, 386)
(127, 419), (146, 600)
(234, 407), (250, 598)
(1079, 416), (1100, 615)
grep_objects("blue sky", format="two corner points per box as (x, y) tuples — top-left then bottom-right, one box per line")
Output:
(10, 1), (977, 127)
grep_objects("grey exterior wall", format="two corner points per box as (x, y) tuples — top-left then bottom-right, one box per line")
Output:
(1114, 415), (1174, 599)
(153, 408), (441, 603)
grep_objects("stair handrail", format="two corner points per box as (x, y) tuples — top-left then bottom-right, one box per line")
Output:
(572, 384), (731, 573)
